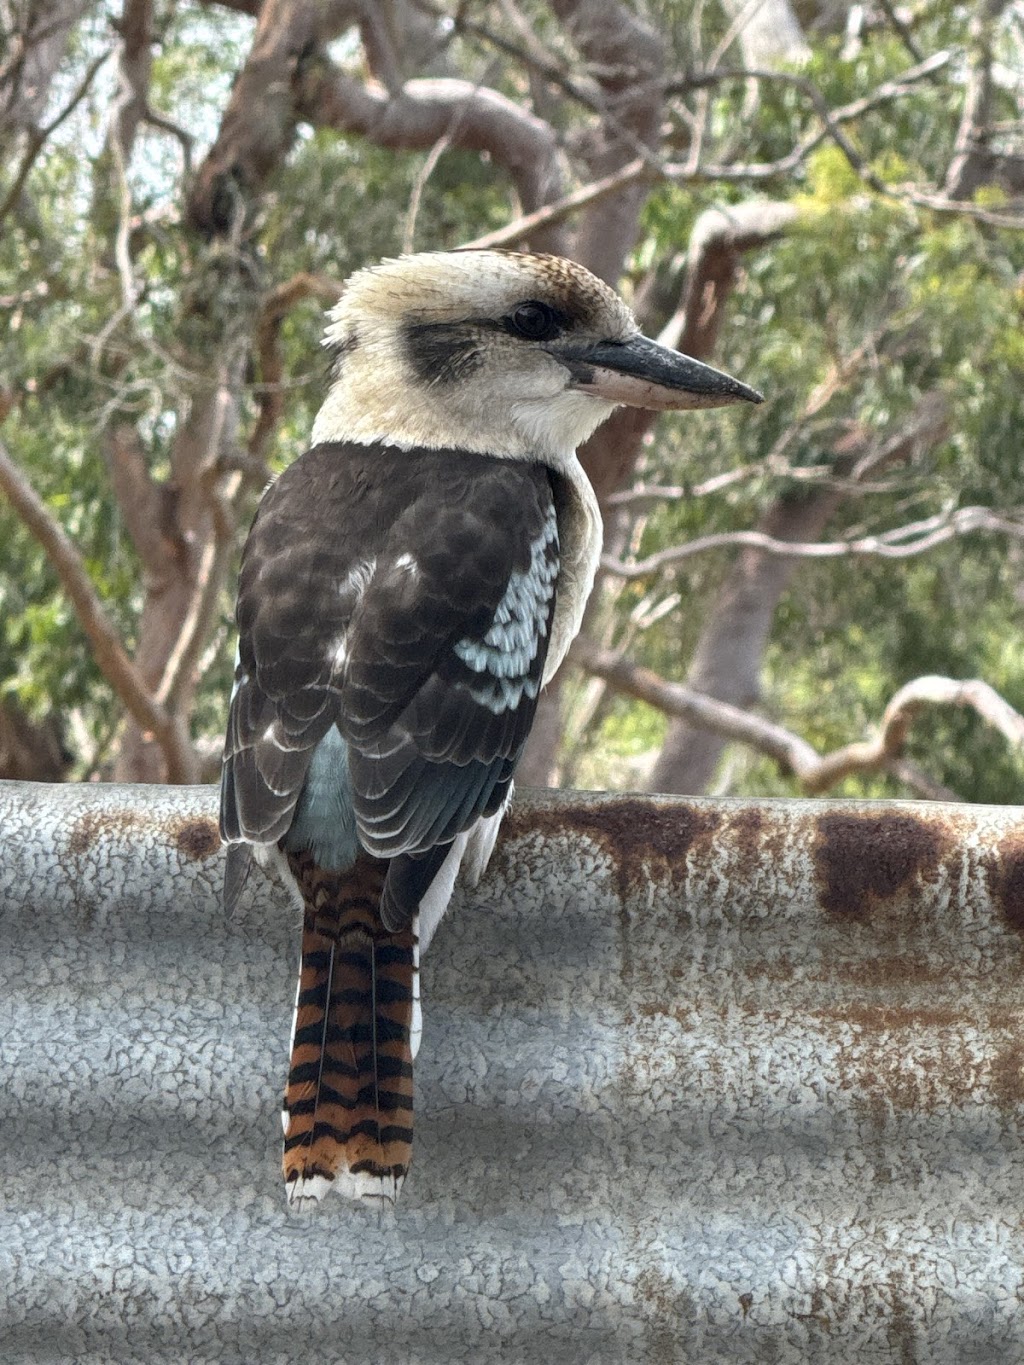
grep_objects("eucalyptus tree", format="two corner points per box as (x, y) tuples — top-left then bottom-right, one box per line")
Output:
(1, 0), (1022, 802)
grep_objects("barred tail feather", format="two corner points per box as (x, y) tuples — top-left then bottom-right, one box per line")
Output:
(282, 849), (416, 1207)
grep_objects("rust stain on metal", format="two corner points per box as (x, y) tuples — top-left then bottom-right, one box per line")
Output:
(741, 954), (797, 984)
(887, 1282), (917, 1365)
(813, 812), (948, 920)
(169, 817), (221, 862)
(506, 797), (720, 902)
(632, 1266), (697, 1364)
(66, 809), (146, 855)
(822, 1002), (971, 1032)
(818, 1002), (1020, 1114)
(725, 804), (764, 860)
(983, 831), (1024, 934)
(722, 805), (768, 890)
(817, 957), (951, 989)
(990, 1039), (1024, 1112)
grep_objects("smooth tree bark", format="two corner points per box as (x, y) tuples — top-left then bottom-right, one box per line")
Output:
(650, 391), (951, 794)
(516, 0), (670, 785)
(0, 698), (69, 781)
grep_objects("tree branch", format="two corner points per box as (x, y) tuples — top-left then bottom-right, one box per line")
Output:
(186, 0), (363, 235)
(604, 506), (1024, 579)
(459, 54), (952, 256)
(249, 270), (341, 466)
(460, 157), (649, 250)
(0, 435), (181, 764)
(417, 0), (666, 173)
(300, 70), (569, 252)
(0, 46), (111, 231)
(100, 422), (168, 575)
(572, 637), (1024, 798)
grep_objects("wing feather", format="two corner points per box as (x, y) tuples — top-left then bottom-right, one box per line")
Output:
(220, 442), (559, 926)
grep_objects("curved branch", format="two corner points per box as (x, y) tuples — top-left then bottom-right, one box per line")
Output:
(0, 47), (112, 230)
(573, 638), (1023, 798)
(300, 71), (569, 252)
(604, 507), (1024, 579)
(187, 0), (363, 235)
(0, 436), (181, 763)
(460, 157), (648, 251)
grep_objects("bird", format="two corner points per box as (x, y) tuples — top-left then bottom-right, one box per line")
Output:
(219, 249), (761, 1209)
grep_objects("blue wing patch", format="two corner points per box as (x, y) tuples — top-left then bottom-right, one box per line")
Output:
(452, 502), (559, 714)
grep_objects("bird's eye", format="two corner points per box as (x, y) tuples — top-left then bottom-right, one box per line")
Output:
(508, 301), (561, 342)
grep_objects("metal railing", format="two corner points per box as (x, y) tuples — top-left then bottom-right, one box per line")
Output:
(2, 779), (1023, 1362)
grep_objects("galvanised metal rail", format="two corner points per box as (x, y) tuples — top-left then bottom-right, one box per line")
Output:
(1, 780), (1023, 1363)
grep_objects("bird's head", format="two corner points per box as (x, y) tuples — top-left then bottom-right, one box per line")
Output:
(311, 250), (762, 464)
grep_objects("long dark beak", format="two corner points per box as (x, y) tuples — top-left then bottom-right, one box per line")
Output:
(551, 333), (763, 411)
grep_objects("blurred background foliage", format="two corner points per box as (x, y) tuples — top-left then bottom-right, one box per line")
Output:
(1, 0), (1023, 801)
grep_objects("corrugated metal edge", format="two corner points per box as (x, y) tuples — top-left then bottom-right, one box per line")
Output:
(2, 781), (1024, 1364)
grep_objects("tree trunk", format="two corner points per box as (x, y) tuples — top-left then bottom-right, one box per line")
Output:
(649, 489), (843, 794)
(0, 0), (80, 136)
(110, 344), (248, 783)
(519, 0), (666, 786)
(650, 393), (951, 794)
(0, 699), (69, 781)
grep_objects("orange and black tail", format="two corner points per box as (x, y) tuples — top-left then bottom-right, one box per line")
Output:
(281, 849), (418, 1207)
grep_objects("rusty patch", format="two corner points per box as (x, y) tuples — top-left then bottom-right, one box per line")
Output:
(982, 831), (1024, 934)
(635, 1000), (697, 1026)
(727, 805), (764, 848)
(990, 1038), (1024, 1112)
(887, 1282), (916, 1365)
(816, 957), (951, 990)
(814, 812), (947, 920)
(820, 1002), (969, 1032)
(790, 1284), (832, 1332)
(506, 797), (720, 904)
(738, 953), (797, 984)
(633, 1267), (697, 1364)
(170, 817), (221, 862)
(723, 805), (766, 885)
(67, 811), (102, 855)
(819, 1001), (995, 1115)
(66, 808), (145, 855)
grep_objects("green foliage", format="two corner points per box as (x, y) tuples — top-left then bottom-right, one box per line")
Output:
(2, 0), (1023, 800)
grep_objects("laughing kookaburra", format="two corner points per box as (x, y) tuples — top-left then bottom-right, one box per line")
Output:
(219, 250), (761, 1208)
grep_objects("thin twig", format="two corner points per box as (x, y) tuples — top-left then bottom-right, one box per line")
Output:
(875, 0), (925, 64)
(404, 60), (502, 253)
(603, 506), (1024, 578)
(0, 47), (112, 230)
(108, 44), (140, 315)
(460, 157), (650, 249)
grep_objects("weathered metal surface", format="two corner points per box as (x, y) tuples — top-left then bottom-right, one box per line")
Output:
(1, 779), (1023, 1363)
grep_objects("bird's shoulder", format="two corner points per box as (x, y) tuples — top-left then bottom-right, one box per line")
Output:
(238, 441), (557, 637)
